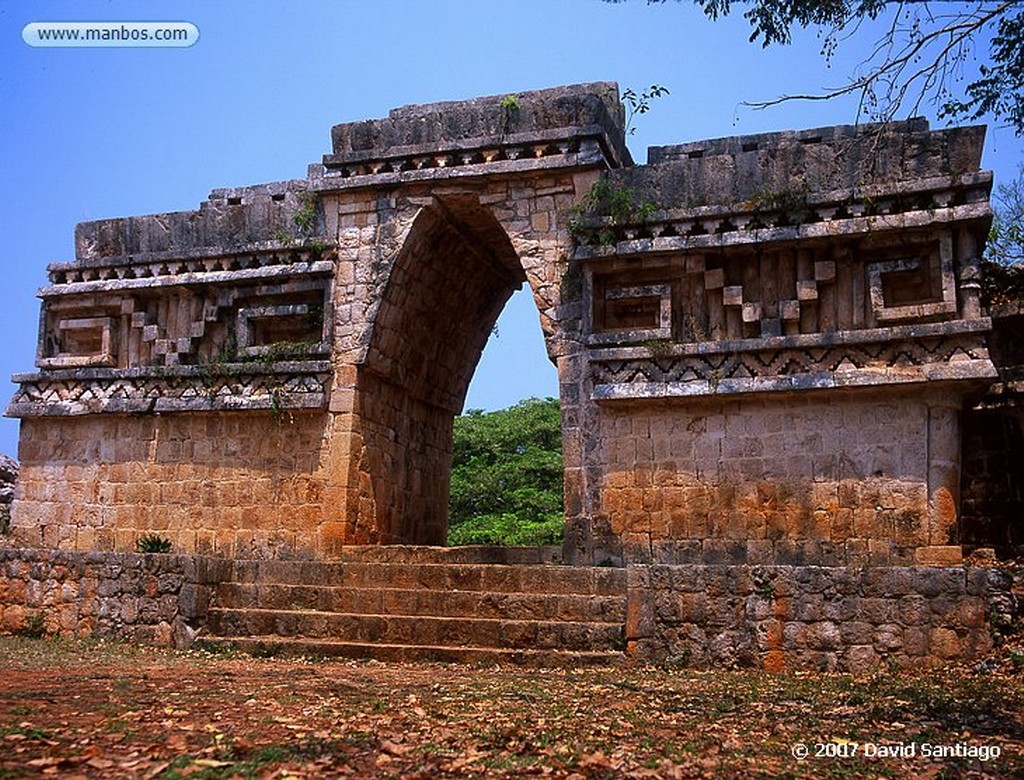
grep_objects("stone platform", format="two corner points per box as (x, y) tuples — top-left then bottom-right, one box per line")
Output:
(1, 547), (1016, 672)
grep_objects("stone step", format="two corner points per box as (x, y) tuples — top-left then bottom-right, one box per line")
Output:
(334, 545), (564, 565)
(202, 636), (626, 667)
(227, 561), (626, 596)
(206, 608), (625, 652)
(213, 583), (626, 622)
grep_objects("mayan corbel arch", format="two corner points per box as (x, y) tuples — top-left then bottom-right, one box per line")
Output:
(3, 82), (630, 561)
(6, 83), (998, 569)
(312, 84), (630, 555)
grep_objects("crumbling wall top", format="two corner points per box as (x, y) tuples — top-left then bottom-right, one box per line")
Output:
(634, 120), (986, 209)
(325, 82), (631, 170)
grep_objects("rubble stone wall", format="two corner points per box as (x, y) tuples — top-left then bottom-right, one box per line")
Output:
(625, 563), (1016, 672)
(0, 456), (16, 535)
(0, 549), (229, 647)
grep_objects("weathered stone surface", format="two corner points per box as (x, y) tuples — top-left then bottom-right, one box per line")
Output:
(1, 83), (1018, 669)
(628, 563), (1014, 671)
(4, 84), (1002, 564)
(0, 455), (16, 536)
(0, 549), (224, 648)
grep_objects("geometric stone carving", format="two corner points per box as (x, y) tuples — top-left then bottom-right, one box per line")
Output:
(866, 238), (957, 324)
(589, 283), (672, 346)
(7, 361), (331, 417)
(37, 316), (115, 369)
(590, 321), (996, 400)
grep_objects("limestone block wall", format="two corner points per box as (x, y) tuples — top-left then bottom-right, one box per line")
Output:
(626, 564), (1015, 672)
(4, 86), (1009, 571)
(570, 118), (996, 565)
(11, 412), (332, 558)
(0, 549), (230, 646)
(8, 84), (625, 554)
(594, 389), (964, 566)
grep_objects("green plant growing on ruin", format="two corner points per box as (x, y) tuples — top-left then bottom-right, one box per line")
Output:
(749, 185), (808, 214)
(259, 340), (320, 364)
(500, 94), (521, 137)
(620, 84), (670, 136)
(136, 534), (172, 554)
(269, 386), (296, 426)
(681, 313), (709, 342)
(274, 191), (321, 248)
(568, 179), (659, 247)
(14, 613), (46, 639)
(642, 337), (675, 357)
(708, 367), (724, 393)
(291, 192), (319, 233)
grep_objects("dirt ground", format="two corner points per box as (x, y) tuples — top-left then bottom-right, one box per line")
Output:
(0, 636), (1022, 779)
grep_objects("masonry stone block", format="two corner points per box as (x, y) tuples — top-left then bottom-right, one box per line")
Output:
(0, 85), (1014, 669)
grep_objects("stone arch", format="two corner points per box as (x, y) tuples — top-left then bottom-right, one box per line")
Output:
(349, 195), (534, 544)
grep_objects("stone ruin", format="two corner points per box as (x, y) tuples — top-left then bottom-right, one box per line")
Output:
(0, 83), (1019, 669)
(0, 456), (17, 536)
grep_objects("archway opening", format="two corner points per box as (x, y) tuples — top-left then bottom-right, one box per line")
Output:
(353, 196), (551, 545)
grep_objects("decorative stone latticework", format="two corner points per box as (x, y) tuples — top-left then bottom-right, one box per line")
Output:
(3, 85), (998, 570)
(6, 84), (626, 558)
(4, 84), (1019, 670)
(574, 120), (996, 567)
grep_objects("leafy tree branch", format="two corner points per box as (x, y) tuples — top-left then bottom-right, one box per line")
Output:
(609, 1), (1024, 134)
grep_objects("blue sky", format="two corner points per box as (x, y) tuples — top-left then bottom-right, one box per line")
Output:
(1, 0), (1021, 459)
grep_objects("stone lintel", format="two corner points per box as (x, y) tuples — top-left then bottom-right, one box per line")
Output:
(588, 318), (992, 361)
(592, 361), (998, 402)
(40, 259), (335, 298)
(312, 144), (611, 191)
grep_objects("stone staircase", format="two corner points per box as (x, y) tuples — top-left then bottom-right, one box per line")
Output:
(201, 547), (628, 665)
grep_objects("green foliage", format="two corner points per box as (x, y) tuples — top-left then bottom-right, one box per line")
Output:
(981, 165), (1024, 306)
(941, 7), (1024, 135)
(615, 1), (1024, 135)
(621, 84), (670, 135)
(568, 178), (658, 246)
(448, 398), (564, 547)
(136, 534), (172, 554)
(291, 192), (318, 233)
(500, 94), (521, 111)
(987, 164), (1024, 267)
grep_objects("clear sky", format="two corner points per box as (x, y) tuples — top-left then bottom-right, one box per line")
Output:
(1, 0), (1021, 459)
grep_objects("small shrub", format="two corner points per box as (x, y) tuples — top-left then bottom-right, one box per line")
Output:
(136, 534), (172, 554)
(14, 613), (47, 639)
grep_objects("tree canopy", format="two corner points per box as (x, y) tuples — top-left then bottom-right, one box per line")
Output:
(987, 164), (1024, 266)
(447, 397), (564, 547)
(617, 1), (1024, 135)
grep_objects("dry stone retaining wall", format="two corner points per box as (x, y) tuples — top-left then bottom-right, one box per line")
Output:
(626, 563), (1016, 672)
(0, 549), (229, 647)
(0, 546), (1016, 672)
